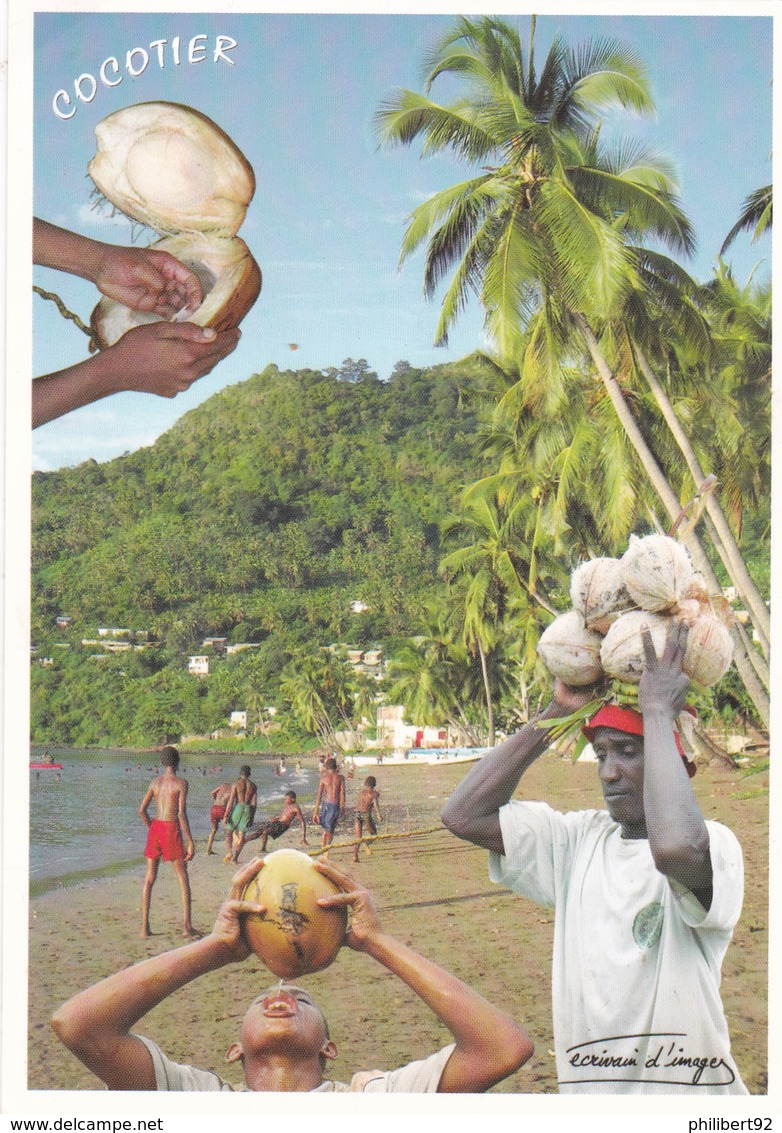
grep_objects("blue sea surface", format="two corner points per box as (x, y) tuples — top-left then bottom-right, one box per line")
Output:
(29, 751), (316, 895)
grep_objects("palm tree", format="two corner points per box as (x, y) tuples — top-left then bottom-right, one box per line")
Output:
(721, 185), (772, 255)
(386, 633), (481, 745)
(584, 254), (770, 661)
(439, 489), (562, 744)
(378, 15), (769, 722)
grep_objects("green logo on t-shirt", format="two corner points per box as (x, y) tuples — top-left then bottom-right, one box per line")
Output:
(633, 902), (663, 948)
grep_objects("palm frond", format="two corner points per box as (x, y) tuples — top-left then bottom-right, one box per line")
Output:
(562, 38), (653, 115)
(538, 178), (632, 314)
(567, 166), (695, 256)
(398, 175), (495, 262)
(721, 184), (772, 254)
(374, 89), (497, 161)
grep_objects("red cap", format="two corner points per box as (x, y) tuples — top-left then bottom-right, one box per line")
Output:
(582, 703), (697, 777)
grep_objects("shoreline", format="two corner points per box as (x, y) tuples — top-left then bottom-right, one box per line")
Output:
(27, 755), (769, 1095)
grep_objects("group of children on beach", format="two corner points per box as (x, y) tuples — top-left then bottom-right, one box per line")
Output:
(139, 748), (383, 940)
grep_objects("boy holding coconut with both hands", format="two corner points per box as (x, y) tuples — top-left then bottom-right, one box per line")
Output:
(442, 618), (747, 1094)
(52, 858), (532, 1093)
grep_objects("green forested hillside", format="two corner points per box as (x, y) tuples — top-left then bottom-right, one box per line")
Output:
(31, 358), (492, 746)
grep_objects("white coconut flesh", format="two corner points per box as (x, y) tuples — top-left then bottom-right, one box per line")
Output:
(88, 101), (255, 237)
(537, 610), (604, 686)
(600, 610), (671, 683)
(570, 557), (636, 634)
(91, 232), (262, 348)
(620, 534), (695, 613)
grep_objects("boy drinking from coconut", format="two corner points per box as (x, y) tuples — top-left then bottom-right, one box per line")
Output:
(442, 619), (747, 1095)
(52, 858), (533, 1093)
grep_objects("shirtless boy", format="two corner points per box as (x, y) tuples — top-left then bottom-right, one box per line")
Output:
(206, 783), (232, 856)
(224, 766), (258, 864)
(313, 758), (345, 855)
(353, 776), (382, 862)
(138, 746), (197, 939)
(245, 790), (308, 852)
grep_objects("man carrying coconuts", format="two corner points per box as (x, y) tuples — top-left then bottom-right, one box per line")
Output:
(442, 619), (747, 1095)
(52, 859), (533, 1093)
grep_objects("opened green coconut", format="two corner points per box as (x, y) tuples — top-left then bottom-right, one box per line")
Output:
(88, 101), (261, 347)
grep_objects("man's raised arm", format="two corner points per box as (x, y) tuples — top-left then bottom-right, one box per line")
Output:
(315, 861), (533, 1092)
(638, 621), (713, 906)
(51, 860), (265, 1090)
(441, 682), (596, 854)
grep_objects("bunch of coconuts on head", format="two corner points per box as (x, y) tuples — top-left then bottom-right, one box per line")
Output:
(537, 534), (734, 690)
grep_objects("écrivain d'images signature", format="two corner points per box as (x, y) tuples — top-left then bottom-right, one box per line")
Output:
(564, 1033), (736, 1087)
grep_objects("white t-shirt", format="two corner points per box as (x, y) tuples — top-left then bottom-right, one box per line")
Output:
(490, 802), (747, 1095)
(136, 1035), (456, 1093)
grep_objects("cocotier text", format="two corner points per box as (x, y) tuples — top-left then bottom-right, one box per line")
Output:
(52, 35), (238, 121)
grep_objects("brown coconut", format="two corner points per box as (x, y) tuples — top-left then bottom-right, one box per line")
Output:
(620, 534), (695, 613)
(570, 557), (636, 635)
(600, 610), (671, 683)
(537, 610), (604, 686)
(683, 611), (734, 686)
(241, 849), (347, 979)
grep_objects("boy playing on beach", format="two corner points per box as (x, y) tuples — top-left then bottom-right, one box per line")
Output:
(245, 790), (308, 852)
(206, 782), (232, 856)
(52, 858), (533, 1092)
(224, 766), (258, 865)
(313, 758), (345, 856)
(353, 776), (382, 862)
(138, 746), (197, 939)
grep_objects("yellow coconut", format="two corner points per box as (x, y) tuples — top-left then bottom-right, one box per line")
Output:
(241, 849), (347, 979)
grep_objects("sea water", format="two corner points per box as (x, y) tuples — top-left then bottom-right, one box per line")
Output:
(29, 750), (316, 896)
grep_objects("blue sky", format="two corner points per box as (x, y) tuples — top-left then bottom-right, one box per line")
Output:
(30, 10), (773, 471)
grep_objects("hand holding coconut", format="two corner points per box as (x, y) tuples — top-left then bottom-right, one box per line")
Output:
(34, 103), (260, 427)
(92, 242), (204, 318)
(312, 859), (383, 954)
(33, 320), (240, 427)
(208, 856), (267, 964)
(34, 219), (204, 319)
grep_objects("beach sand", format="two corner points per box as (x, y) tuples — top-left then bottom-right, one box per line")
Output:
(28, 752), (768, 1095)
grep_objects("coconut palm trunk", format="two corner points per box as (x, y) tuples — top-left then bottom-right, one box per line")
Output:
(576, 314), (769, 723)
(633, 344), (770, 656)
(477, 640), (495, 746)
